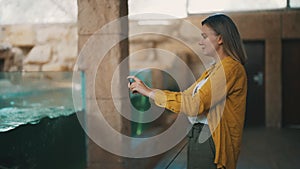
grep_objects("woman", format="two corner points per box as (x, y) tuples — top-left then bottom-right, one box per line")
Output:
(128, 14), (247, 169)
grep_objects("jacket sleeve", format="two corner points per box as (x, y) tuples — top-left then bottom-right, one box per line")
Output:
(153, 63), (242, 117)
(153, 79), (211, 117)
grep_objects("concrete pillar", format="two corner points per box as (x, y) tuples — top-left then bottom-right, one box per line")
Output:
(77, 0), (129, 168)
(265, 38), (282, 128)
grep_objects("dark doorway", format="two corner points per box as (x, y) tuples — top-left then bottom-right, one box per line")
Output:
(243, 41), (265, 126)
(282, 40), (300, 127)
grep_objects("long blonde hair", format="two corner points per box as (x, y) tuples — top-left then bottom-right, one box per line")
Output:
(202, 14), (247, 65)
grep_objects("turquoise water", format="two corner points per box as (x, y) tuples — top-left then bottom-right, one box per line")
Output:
(0, 72), (82, 132)
(0, 106), (75, 132)
(0, 72), (86, 169)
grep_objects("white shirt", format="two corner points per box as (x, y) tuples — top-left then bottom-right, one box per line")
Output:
(188, 78), (209, 124)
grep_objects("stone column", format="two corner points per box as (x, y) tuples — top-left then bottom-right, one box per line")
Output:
(265, 38), (282, 128)
(77, 0), (129, 169)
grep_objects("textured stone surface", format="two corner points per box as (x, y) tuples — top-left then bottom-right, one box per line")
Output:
(36, 25), (69, 43)
(23, 44), (52, 64)
(41, 63), (68, 71)
(78, 0), (128, 35)
(1, 25), (35, 46)
(78, 35), (129, 99)
(0, 24), (77, 71)
(78, 0), (129, 168)
(85, 98), (129, 169)
(22, 64), (41, 71)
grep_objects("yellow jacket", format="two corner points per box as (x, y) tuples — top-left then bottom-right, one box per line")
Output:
(153, 57), (247, 169)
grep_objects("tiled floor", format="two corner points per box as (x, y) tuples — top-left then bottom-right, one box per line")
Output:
(237, 127), (300, 169)
(154, 127), (300, 169)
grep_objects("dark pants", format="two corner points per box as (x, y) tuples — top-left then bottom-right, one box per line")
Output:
(187, 123), (217, 169)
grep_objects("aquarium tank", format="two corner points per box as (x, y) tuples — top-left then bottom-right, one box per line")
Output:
(0, 72), (86, 169)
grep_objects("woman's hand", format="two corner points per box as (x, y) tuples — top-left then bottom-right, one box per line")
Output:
(127, 76), (154, 98)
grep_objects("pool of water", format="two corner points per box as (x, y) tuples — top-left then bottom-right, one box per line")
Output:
(0, 72), (82, 132)
(0, 72), (86, 169)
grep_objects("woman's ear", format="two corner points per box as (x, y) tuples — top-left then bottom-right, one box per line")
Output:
(217, 35), (223, 45)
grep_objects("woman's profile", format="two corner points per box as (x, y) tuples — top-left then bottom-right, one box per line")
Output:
(128, 13), (247, 169)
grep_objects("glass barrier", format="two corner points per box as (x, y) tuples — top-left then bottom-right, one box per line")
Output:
(0, 71), (84, 132)
(0, 71), (86, 169)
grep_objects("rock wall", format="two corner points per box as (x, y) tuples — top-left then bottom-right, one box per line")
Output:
(0, 24), (77, 71)
(0, 19), (204, 75)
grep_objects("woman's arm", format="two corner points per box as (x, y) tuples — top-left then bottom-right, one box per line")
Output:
(127, 75), (207, 116)
(127, 76), (154, 98)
